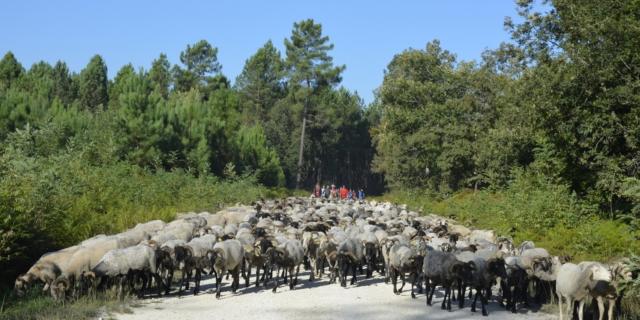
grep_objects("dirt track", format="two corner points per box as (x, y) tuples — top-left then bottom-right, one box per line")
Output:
(115, 271), (556, 320)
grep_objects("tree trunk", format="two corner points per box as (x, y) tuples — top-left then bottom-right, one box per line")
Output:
(295, 104), (307, 189)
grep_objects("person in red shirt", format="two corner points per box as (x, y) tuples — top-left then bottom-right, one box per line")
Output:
(313, 183), (321, 198)
(340, 185), (348, 199)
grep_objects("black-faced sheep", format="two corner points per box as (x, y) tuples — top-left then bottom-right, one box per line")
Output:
(423, 250), (475, 311)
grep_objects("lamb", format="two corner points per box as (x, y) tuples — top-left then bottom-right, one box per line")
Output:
(336, 237), (364, 287)
(212, 239), (245, 298)
(388, 243), (422, 298)
(269, 239), (304, 292)
(423, 250), (475, 311)
(556, 262), (612, 320)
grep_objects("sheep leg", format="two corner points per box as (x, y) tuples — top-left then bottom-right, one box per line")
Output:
(410, 272), (416, 299)
(165, 268), (174, 295)
(458, 281), (466, 308)
(152, 273), (165, 297)
(245, 260), (251, 288)
(255, 265), (261, 287)
(607, 298), (615, 320)
(472, 289), (478, 312)
(398, 272), (406, 293)
(481, 287), (489, 316)
(442, 285), (450, 310)
(294, 264), (300, 286)
(596, 297), (604, 320)
(578, 299), (585, 320)
(351, 262), (357, 285)
(193, 269), (201, 295)
(272, 268), (279, 293)
(309, 257), (316, 282)
(178, 269), (186, 295)
(288, 266), (295, 290)
(232, 267), (240, 293)
(391, 269), (398, 294)
(215, 275), (223, 299)
(557, 295), (563, 320)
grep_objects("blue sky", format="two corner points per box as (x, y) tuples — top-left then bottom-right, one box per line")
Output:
(0, 1), (519, 104)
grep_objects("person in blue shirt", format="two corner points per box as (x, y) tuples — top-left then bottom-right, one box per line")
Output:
(358, 189), (365, 200)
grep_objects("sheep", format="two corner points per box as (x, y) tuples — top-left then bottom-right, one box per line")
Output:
(174, 235), (217, 295)
(269, 239), (304, 292)
(359, 231), (381, 278)
(51, 238), (120, 300)
(14, 246), (79, 296)
(317, 237), (338, 282)
(388, 243), (422, 298)
(500, 255), (529, 313)
(235, 231), (257, 287)
(423, 250), (475, 311)
(248, 238), (276, 287)
(157, 239), (186, 294)
(556, 262), (612, 320)
(91, 243), (165, 298)
(134, 220), (166, 234)
(212, 239), (245, 298)
(579, 261), (618, 320)
(302, 231), (322, 281)
(336, 237), (364, 287)
(466, 255), (507, 316)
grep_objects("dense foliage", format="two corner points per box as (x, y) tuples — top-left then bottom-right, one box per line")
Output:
(372, 0), (640, 226)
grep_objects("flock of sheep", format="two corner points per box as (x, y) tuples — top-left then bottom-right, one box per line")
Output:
(14, 197), (636, 320)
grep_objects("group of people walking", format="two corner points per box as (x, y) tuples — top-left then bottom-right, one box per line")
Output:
(313, 183), (364, 200)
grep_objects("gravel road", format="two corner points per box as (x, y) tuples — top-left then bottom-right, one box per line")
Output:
(115, 270), (557, 320)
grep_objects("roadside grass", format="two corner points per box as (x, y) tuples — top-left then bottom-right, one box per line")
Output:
(0, 287), (132, 320)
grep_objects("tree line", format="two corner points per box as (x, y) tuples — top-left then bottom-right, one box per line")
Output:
(0, 19), (379, 193)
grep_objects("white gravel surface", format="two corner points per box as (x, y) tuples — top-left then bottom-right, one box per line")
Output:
(115, 271), (556, 320)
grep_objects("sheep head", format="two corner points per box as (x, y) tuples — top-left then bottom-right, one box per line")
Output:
(488, 258), (507, 279)
(50, 276), (70, 301)
(14, 273), (34, 297)
(451, 261), (475, 283)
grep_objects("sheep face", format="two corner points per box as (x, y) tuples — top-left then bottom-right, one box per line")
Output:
(452, 261), (475, 284)
(588, 264), (612, 283)
(14, 274), (32, 297)
(488, 258), (508, 279)
(174, 246), (193, 271)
